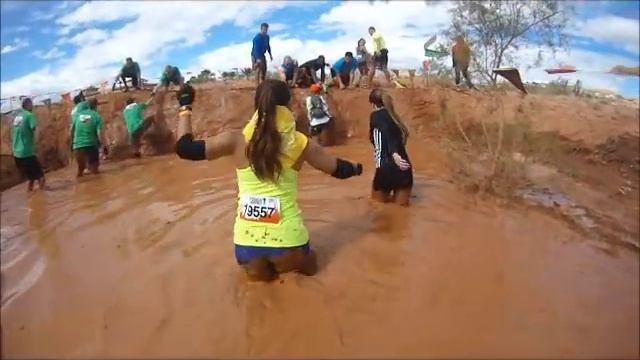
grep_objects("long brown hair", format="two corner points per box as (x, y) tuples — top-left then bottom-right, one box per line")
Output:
(369, 89), (409, 145)
(246, 79), (291, 182)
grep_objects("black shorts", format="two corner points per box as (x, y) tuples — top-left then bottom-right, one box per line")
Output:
(373, 49), (389, 70)
(75, 146), (100, 166)
(372, 164), (413, 193)
(14, 156), (44, 181)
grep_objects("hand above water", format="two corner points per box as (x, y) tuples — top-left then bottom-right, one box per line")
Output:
(392, 153), (411, 171)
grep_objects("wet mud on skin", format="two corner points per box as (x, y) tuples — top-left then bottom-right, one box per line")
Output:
(1, 139), (638, 358)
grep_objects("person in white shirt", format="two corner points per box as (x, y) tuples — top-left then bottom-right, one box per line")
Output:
(305, 83), (333, 146)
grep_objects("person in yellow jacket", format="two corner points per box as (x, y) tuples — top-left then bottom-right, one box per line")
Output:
(366, 26), (391, 87)
(174, 79), (363, 281)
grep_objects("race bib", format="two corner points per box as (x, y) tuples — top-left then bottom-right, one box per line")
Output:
(239, 196), (281, 224)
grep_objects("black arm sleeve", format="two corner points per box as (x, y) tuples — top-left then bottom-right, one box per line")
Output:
(331, 158), (363, 179)
(320, 65), (326, 82)
(175, 134), (206, 161)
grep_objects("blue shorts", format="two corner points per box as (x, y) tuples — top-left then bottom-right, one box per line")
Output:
(234, 242), (311, 265)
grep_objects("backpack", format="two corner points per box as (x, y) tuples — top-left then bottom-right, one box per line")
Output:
(309, 95), (326, 119)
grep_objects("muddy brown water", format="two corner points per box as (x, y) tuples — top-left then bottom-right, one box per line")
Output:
(1, 139), (638, 358)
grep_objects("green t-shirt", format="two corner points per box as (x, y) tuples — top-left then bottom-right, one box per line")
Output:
(72, 108), (103, 149)
(160, 67), (181, 86)
(122, 102), (148, 136)
(121, 62), (140, 76)
(12, 110), (37, 158)
(71, 101), (89, 124)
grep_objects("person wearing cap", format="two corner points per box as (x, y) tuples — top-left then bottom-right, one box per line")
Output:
(113, 57), (141, 92)
(305, 83), (333, 146)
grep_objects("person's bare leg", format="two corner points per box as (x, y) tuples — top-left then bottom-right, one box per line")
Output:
(394, 188), (412, 206)
(245, 257), (277, 282)
(37, 177), (46, 190)
(27, 180), (35, 192)
(89, 163), (99, 175)
(76, 152), (86, 178)
(367, 67), (375, 88)
(384, 69), (391, 86)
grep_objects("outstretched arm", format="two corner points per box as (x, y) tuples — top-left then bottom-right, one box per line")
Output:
(303, 140), (362, 179)
(175, 107), (239, 161)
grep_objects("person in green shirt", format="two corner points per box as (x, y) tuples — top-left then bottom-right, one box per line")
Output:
(112, 57), (142, 92)
(366, 26), (391, 88)
(152, 65), (183, 95)
(71, 98), (107, 177)
(122, 95), (155, 157)
(12, 98), (46, 192)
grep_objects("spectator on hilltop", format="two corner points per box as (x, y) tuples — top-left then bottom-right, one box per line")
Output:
(451, 35), (474, 89)
(294, 55), (330, 88)
(280, 55), (298, 87)
(366, 26), (391, 88)
(152, 65), (184, 95)
(330, 52), (358, 89)
(251, 23), (273, 86)
(113, 57), (141, 92)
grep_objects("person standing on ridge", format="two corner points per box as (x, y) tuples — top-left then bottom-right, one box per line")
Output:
(330, 52), (358, 89)
(113, 57), (142, 92)
(152, 65), (184, 95)
(355, 38), (372, 87)
(122, 95), (156, 157)
(366, 26), (391, 88)
(451, 35), (474, 89)
(12, 98), (46, 192)
(71, 98), (107, 177)
(173, 79), (363, 281)
(251, 23), (273, 86)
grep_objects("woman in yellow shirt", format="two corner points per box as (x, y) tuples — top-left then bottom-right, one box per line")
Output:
(174, 79), (363, 281)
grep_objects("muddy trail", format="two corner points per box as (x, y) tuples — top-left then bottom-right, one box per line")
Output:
(1, 83), (638, 358)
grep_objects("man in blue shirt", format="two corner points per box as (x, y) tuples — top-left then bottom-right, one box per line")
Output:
(330, 52), (358, 89)
(251, 23), (273, 86)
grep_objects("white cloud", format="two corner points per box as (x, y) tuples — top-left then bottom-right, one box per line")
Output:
(1, 38), (29, 54)
(59, 28), (110, 46)
(32, 47), (66, 60)
(1, 1), (297, 97)
(571, 15), (640, 54)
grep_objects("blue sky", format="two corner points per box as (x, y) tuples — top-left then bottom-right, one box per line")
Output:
(1, 0), (638, 106)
